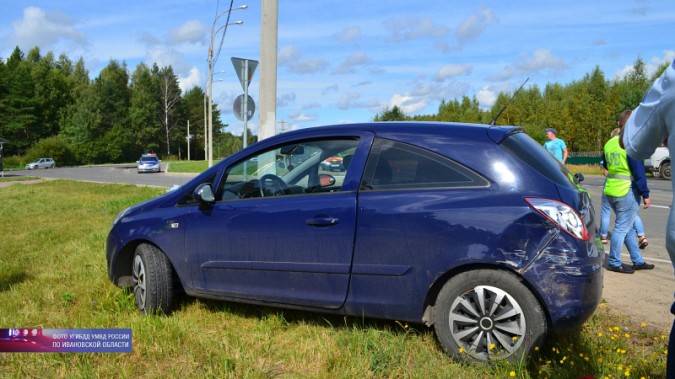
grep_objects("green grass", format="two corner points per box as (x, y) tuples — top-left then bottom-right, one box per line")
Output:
(0, 176), (39, 182)
(166, 160), (212, 173)
(0, 181), (667, 378)
(566, 164), (603, 176)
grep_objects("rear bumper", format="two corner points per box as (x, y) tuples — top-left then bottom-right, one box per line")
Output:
(525, 235), (604, 331)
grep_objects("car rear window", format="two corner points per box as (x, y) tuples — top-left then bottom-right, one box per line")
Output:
(500, 132), (577, 189)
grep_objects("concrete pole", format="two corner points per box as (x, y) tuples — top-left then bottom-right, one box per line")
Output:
(259, 0), (278, 141)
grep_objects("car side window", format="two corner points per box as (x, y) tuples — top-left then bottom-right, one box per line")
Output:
(218, 138), (359, 201)
(362, 138), (488, 190)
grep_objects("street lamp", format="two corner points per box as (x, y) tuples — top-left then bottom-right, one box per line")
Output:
(207, 5), (246, 167)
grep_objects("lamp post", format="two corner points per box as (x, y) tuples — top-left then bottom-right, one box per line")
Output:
(207, 5), (246, 167)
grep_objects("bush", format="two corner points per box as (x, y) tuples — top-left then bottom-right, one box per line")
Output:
(25, 136), (79, 166)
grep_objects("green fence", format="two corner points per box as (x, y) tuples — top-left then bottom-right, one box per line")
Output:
(567, 151), (602, 165)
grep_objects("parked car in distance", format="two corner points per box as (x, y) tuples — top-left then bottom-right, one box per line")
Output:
(107, 122), (602, 363)
(25, 158), (55, 170)
(137, 154), (161, 173)
(320, 155), (344, 171)
(643, 146), (670, 180)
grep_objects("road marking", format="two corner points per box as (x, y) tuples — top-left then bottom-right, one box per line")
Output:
(650, 204), (671, 209)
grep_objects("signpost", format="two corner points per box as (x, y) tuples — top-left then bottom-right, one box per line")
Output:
(231, 58), (258, 148)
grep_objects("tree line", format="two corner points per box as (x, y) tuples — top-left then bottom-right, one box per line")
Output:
(375, 58), (669, 153)
(0, 46), (256, 166)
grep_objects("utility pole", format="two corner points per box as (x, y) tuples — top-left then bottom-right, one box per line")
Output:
(259, 0), (278, 141)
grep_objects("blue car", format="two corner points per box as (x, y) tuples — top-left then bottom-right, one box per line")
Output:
(107, 122), (602, 362)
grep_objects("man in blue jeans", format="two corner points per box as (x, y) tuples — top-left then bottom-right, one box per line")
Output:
(621, 58), (675, 377)
(603, 110), (653, 273)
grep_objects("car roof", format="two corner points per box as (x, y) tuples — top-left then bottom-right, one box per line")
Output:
(264, 121), (521, 146)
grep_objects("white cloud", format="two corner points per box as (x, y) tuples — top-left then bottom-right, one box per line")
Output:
(11, 7), (86, 50)
(178, 66), (201, 92)
(278, 45), (329, 74)
(147, 48), (191, 73)
(615, 50), (675, 79)
(169, 20), (206, 45)
(333, 52), (371, 74)
(337, 92), (381, 110)
(289, 112), (316, 122)
(384, 16), (449, 43)
(277, 92), (296, 107)
(491, 49), (567, 81)
(455, 7), (498, 45)
(390, 94), (427, 114)
(435, 64), (473, 81)
(476, 86), (497, 108)
(335, 27), (361, 42)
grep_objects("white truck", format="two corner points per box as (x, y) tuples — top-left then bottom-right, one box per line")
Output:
(643, 146), (671, 180)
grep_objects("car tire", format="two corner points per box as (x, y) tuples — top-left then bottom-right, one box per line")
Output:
(660, 161), (671, 180)
(132, 244), (174, 315)
(432, 269), (547, 362)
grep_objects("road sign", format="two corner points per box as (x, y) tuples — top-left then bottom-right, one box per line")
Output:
(231, 57), (258, 91)
(233, 94), (255, 121)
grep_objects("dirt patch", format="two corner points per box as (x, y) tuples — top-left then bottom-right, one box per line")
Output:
(602, 256), (674, 334)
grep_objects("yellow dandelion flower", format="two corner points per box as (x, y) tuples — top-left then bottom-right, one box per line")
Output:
(641, 323), (647, 328)
(620, 349), (626, 354)
(490, 343), (496, 350)
(598, 332), (604, 337)
(614, 326), (621, 332)
(509, 371), (516, 377)
(624, 369), (630, 377)
(459, 348), (464, 353)
(579, 353), (584, 357)
(625, 333), (631, 338)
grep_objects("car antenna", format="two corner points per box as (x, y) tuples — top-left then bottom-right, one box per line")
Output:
(489, 77), (529, 127)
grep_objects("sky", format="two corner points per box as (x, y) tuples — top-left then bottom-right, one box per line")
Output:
(1, 0), (674, 136)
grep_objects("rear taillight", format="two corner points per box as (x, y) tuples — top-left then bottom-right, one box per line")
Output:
(525, 198), (590, 240)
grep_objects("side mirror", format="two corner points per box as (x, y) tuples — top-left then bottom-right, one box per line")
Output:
(574, 173), (584, 183)
(194, 183), (216, 204)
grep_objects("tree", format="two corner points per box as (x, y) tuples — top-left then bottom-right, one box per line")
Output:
(156, 66), (182, 155)
(129, 63), (161, 155)
(182, 86), (207, 160)
(374, 105), (407, 121)
(94, 60), (131, 162)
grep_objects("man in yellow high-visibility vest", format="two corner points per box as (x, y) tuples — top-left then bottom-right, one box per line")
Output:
(603, 110), (654, 274)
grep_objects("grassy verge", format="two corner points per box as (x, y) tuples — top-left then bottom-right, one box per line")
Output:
(0, 181), (667, 377)
(0, 176), (39, 182)
(567, 164), (603, 176)
(166, 160), (211, 174)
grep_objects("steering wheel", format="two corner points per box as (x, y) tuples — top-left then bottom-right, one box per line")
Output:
(259, 174), (289, 197)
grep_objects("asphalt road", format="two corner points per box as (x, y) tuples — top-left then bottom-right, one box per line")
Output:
(5, 164), (197, 188)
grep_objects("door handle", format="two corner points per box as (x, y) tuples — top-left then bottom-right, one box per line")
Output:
(306, 217), (339, 227)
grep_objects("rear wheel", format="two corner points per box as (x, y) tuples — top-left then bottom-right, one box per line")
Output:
(660, 161), (671, 180)
(132, 244), (174, 314)
(432, 269), (547, 362)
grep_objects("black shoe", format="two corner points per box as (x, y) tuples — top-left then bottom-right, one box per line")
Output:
(633, 262), (655, 270)
(606, 264), (635, 274)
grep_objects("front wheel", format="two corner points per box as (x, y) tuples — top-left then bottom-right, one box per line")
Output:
(432, 270), (547, 362)
(132, 244), (174, 314)
(660, 161), (671, 180)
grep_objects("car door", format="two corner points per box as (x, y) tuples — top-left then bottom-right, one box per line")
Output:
(184, 134), (372, 309)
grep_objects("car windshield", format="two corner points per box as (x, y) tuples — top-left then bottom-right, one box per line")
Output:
(141, 157), (158, 162)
